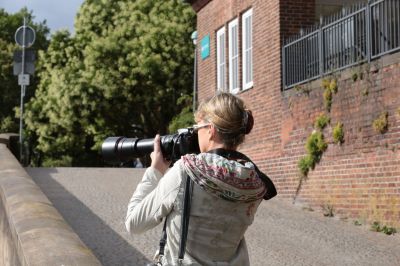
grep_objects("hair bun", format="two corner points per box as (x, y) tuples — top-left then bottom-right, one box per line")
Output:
(244, 110), (254, 134)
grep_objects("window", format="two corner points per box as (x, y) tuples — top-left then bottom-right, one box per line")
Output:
(216, 27), (226, 91)
(242, 9), (253, 90)
(228, 18), (239, 93)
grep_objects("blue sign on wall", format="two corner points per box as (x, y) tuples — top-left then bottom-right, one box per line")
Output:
(200, 34), (210, 60)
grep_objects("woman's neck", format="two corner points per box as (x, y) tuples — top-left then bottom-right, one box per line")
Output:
(204, 141), (232, 152)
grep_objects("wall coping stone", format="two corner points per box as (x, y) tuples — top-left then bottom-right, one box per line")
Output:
(0, 134), (101, 265)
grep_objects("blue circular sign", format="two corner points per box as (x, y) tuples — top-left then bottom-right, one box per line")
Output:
(15, 26), (36, 48)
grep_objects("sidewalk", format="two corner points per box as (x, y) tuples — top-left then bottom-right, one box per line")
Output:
(27, 167), (400, 266)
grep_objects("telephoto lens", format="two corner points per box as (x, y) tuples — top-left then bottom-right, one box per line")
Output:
(101, 128), (200, 163)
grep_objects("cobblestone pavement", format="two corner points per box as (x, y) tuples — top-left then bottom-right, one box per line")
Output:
(27, 167), (400, 266)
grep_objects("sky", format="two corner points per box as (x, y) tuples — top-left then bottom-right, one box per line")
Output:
(0, 0), (84, 34)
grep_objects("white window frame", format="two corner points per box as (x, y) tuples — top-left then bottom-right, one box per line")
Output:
(242, 8), (253, 90)
(216, 27), (226, 91)
(228, 18), (239, 93)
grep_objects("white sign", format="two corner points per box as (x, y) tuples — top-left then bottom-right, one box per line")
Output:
(18, 74), (30, 86)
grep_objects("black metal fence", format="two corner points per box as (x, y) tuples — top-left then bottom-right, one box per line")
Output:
(282, 0), (400, 90)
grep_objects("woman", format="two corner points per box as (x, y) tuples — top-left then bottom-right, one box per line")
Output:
(125, 92), (275, 265)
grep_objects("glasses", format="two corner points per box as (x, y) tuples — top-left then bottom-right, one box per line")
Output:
(192, 123), (211, 133)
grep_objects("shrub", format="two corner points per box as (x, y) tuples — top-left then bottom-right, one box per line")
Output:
(333, 122), (344, 144)
(298, 155), (314, 177)
(306, 131), (328, 163)
(372, 112), (388, 134)
(42, 155), (73, 167)
(322, 78), (330, 89)
(329, 79), (338, 94)
(168, 106), (194, 133)
(352, 72), (358, 82)
(323, 88), (332, 111)
(314, 113), (330, 130)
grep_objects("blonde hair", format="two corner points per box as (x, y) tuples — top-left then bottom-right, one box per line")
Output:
(194, 92), (254, 149)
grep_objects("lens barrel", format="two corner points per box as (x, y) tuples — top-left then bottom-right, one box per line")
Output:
(101, 128), (200, 163)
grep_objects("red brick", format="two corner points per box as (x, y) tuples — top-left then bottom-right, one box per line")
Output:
(190, 0), (400, 226)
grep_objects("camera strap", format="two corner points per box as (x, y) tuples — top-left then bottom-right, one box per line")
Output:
(157, 174), (193, 265)
(178, 173), (193, 263)
(158, 218), (168, 258)
(207, 148), (277, 200)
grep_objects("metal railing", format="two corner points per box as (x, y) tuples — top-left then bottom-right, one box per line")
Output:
(282, 0), (400, 90)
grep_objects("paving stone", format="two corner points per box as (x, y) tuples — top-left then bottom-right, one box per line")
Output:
(27, 167), (400, 266)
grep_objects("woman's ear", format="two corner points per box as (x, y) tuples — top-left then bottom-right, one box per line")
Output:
(209, 124), (217, 140)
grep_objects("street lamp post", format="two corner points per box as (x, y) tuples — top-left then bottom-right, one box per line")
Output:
(14, 18), (36, 164)
(191, 31), (198, 112)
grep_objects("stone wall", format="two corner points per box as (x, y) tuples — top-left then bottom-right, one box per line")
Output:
(0, 134), (101, 265)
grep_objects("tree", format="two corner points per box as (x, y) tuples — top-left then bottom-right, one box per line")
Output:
(25, 0), (195, 166)
(0, 8), (49, 132)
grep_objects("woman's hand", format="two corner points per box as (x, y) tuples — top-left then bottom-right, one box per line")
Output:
(150, 134), (171, 175)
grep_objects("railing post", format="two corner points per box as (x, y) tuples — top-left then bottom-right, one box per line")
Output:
(282, 41), (286, 90)
(366, 0), (372, 62)
(318, 16), (324, 77)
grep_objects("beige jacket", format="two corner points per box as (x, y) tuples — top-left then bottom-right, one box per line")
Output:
(125, 156), (264, 265)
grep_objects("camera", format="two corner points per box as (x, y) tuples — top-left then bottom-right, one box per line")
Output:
(101, 128), (200, 163)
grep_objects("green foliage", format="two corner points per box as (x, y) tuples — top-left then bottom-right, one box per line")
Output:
(168, 106), (194, 133)
(322, 78), (338, 93)
(0, 8), (49, 134)
(372, 111), (388, 134)
(24, 0), (196, 166)
(323, 88), (332, 111)
(321, 78), (330, 89)
(329, 79), (338, 94)
(352, 72), (358, 82)
(298, 155), (314, 177)
(306, 131), (327, 163)
(333, 122), (344, 144)
(371, 221), (397, 235)
(0, 116), (18, 132)
(168, 95), (194, 133)
(314, 113), (330, 130)
(354, 220), (362, 226)
(321, 77), (337, 112)
(42, 155), (72, 167)
(297, 131), (327, 180)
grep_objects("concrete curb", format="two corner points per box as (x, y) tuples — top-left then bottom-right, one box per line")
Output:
(0, 134), (101, 265)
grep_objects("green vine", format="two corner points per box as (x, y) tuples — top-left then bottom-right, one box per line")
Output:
(295, 76), (341, 201)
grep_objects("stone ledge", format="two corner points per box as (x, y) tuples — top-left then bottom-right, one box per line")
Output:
(0, 133), (18, 147)
(0, 134), (101, 265)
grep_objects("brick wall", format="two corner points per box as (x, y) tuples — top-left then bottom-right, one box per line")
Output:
(278, 55), (400, 227)
(280, 0), (315, 38)
(192, 0), (400, 227)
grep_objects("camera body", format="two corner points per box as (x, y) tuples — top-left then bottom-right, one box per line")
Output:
(102, 128), (200, 163)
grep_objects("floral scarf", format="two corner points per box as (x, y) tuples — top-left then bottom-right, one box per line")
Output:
(181, 153), (266, 202)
